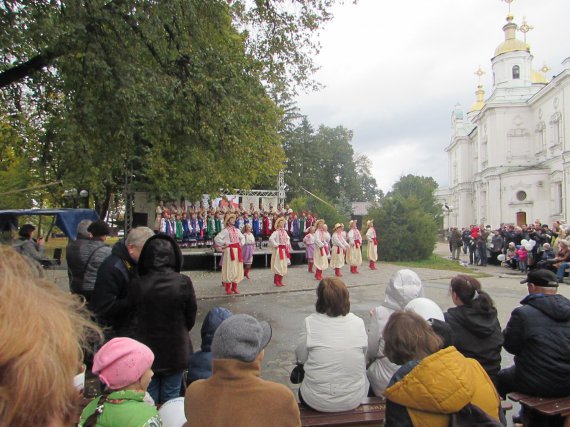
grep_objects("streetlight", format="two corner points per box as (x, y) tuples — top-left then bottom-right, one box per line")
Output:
(79, 190), (89, 209)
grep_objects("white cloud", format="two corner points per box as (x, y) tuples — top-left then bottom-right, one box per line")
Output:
(296, 0), (570, 194)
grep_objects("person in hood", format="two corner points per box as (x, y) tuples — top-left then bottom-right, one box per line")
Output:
(366, 269), (424, 396)
(129, 233), (197, 404)
(444, 275), (503, 387)
(383, 311), (501, 427)
(89, 227), (154, 339)
(498, 269), (570, 398)
(187, 307), (233, 384)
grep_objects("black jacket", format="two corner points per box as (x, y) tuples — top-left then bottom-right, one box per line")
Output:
(503, 293), (570, 397)
(88, 240), (137, 337)
(129, 234), (197, 373)
(445, 306), (503, 384)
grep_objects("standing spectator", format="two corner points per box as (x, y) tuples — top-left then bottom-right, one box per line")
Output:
(461, 227), (471, 255)
(187, 307), (233, 385)
(184, 314), (301, 427)
(77, 220), (112, 302)
(89, 227), (154, 339)
(489, 230), (504, 265)
(383, 311), (501, 427)
(449, 227), (462, 260)
(498, 269), (570, 398)
(296, 278), (368, 412)
(366, 269), (424, 396)
(444, 275), (503, 387)
(516, 245), (528, 273)
(79, 338), (161, 427)
(66, 219), (93, 295)
(129, 234), (197, 404)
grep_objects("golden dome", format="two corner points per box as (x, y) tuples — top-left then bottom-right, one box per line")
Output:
(531, 70), (548, 84)
(469, 85), (486, 112)
(494, 15), (530, 57)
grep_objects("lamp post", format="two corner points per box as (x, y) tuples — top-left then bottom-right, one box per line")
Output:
(63, 188), (89, 208)
(79, 190), (89, 209)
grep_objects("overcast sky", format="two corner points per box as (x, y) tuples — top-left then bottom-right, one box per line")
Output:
(296, 0), (570, 194)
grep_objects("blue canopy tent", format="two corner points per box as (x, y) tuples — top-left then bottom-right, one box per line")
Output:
(0, 209), (99, 240)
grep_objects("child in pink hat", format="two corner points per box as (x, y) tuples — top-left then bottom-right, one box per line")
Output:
(79, 337), (162, 427)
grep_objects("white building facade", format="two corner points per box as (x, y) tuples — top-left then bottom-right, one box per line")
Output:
(441, 14), (570, 229)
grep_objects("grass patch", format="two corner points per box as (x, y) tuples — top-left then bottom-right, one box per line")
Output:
(389, 255), (492, 278)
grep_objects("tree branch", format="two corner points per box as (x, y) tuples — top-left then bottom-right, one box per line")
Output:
(0, 50), (60, 89)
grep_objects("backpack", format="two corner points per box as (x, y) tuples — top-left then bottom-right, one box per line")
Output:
(448, 403), (504, 427)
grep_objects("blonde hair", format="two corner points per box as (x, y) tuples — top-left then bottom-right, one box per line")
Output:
(0, 246), (102, 426)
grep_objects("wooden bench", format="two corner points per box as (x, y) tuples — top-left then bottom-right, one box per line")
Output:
(508, 392), (570, 427)
(299, 397), (385, 426)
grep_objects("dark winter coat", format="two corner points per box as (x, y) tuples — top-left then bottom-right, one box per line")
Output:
(445, 305), (503, 384)
(89, 241), (137, 337)
(503, 293), (570, 397)
(67, 239), (111, 300)
(130, 234), (197, 373)
(187, 307), (233, 384)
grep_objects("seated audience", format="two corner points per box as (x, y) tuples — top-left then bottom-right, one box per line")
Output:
(367, 269), (424, 396)
(444, 275), (503, 387)
(80, 337), (161, 427)
(0, 246), (101, 427)
(187, 307), (233, 385)
(296, 277), (368, 412)
(184, 314), (301, 427)
(12, 223), (51, 266)
(129, 234), (197, 404)
(383, 311), (502, 427)
(552, 239), (570, 282)
(498, 269), (570, 398)
(404, 297), (453, 348)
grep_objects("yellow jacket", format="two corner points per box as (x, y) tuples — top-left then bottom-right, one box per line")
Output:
(384, 346), (500, 427)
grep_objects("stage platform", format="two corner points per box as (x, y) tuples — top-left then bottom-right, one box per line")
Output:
(180, 244), (307, 270)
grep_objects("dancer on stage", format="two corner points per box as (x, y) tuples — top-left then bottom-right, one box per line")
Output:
(313, 219), (329, 280)
(269, 217), (291, 287)
(366, 220), (378, 270)
(214, 214), (245, 295)
(242, 224), (255, 279)
(303, 226), (315, 273)
(331, 223), (349, 277)
(346, 220), (363, 274)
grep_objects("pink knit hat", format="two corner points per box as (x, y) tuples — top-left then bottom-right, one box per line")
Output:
(92, 338), (154, 390)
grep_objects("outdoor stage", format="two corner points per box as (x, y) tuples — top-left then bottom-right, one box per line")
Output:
(180, 242), (307, 270)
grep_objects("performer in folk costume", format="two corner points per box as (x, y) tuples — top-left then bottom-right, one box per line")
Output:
(313, 219), (329, 280)
(175, 214), (184, 241)
(366, 220), (378, 270)
(214, 214), (245, 295)
(346, 220), (363, 274)
(154, 201), (164, 232)
(303, 226), (316, 273)
(291, 213), (301, 240)
(269, 217), (291, 287)
(323, 224), (331, 257)
(262, 212), (271, 240)
(206, 212), (216, 239)
(300, 211), (307, 235)
(331, 223), (350, 277)
(159, 209), (171, 235)
(242, 224), (255, 279)
(252, 211), (261, 240)
(214, 211), (223, 235)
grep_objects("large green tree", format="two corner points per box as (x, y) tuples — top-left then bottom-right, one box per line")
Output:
(0, 0), (351, 217)
(367, 174), (440, 261)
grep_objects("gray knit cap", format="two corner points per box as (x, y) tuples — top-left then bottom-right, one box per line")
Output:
(211, 314), (272, 362)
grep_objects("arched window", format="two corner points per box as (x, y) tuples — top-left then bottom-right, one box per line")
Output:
(512, 65), (520, 79)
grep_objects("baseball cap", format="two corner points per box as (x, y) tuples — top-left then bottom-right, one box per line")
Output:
(520, 269), (559, 287)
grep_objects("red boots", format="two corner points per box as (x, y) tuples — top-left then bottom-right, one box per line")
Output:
(314, 269), (323, 281)
(231, 282), (239, 294)
(350, 266), (359, 274)
(308, 261), (314, 273)
(274, 274), (284, 287)
(369, 260), (377, 270)
(223, 282), (232, 295)
(244, 266), (250, 279)
(335, 268), (342, 277)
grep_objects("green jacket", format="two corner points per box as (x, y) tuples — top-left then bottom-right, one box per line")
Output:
(79, 389), (162, 427)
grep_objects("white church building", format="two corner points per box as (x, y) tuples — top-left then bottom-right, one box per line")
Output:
(439, 13), (570, 229)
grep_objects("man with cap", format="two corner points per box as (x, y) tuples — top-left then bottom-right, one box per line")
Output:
(214, 213), (245, 295)
(269, 216), (291, 287)
(184, 314), (301, 427)
(497, 269), (570, 398)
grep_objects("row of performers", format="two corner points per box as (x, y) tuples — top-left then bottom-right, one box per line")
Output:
(212, 214), (379, 295)
(156, 201), (296, 219)
(158, 210), (322, 241)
